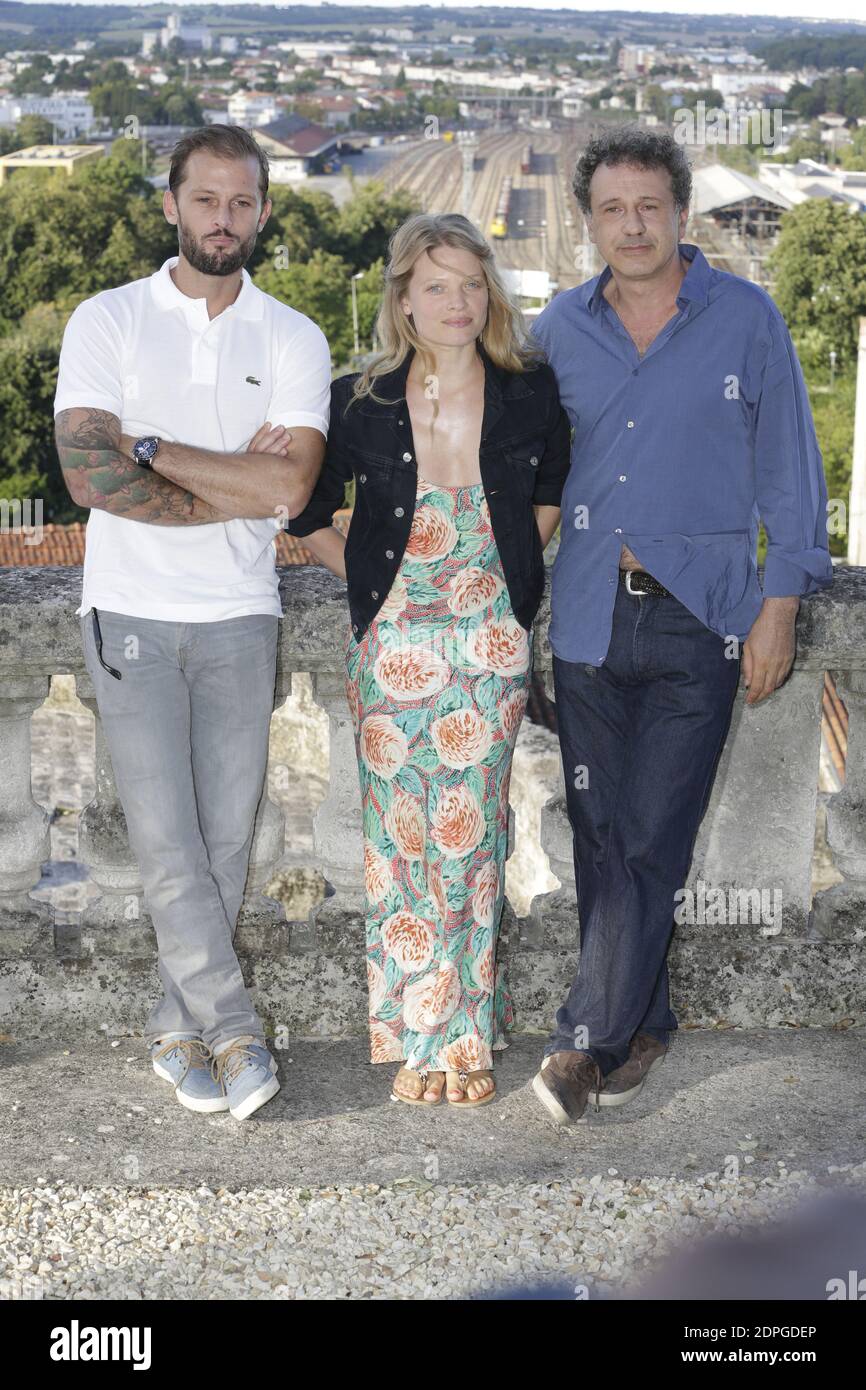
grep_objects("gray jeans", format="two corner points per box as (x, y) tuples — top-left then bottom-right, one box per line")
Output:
(80, 607), (279, 1051)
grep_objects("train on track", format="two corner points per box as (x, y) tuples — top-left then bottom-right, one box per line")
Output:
(489, 174), (513, 239)
(520, 143), (533, 175)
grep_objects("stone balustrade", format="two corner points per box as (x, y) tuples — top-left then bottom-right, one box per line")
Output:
(0, 562), (864, 1038)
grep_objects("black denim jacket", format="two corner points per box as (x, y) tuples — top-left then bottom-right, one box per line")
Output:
(287, 340), (573, 642)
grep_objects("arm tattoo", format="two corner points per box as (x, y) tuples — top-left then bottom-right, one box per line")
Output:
(54, 408), (231, 526)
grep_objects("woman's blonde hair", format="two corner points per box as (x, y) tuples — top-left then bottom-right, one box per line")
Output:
(348, 211), (545, 409)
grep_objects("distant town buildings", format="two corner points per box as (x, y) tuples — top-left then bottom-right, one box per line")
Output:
(227, 90), (279, 127)
(759, 158), (866, 213)
(0, 94), (93, 139)
(253, 113), (339, 180)
(618, 45), (657, 78)
(141, 13), (236, 58)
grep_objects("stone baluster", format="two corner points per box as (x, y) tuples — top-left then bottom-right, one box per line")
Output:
(690, 668), (825, 938)
(521, 667), (574, 950)
(812, 670), (866, 939)
(76, 687), (149, 950)
(236, 670), (292, 943)
(533, 664), (573, 886)
(0, 675), (53, 952)
(306, 670), (365, 939)
(528, 665), (827, 950)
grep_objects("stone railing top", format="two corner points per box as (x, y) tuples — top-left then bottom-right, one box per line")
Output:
(0, 561), (862, 679)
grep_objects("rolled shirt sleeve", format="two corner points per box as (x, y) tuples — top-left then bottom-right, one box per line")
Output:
(266, 321), (332, 438)
(754, 310), (834, 598)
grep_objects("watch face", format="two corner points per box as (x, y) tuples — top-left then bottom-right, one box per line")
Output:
(134, 437), (158, 463)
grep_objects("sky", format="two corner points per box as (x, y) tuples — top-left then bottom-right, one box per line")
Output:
(27, 1), (866, 22)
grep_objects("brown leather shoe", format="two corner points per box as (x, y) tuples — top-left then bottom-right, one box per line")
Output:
(532, 1051), (602, 1125)
(597, 1031), (667, 1108)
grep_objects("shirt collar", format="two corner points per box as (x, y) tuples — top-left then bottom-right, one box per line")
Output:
(586, 242), (711, 316)
(150, 256), (264, 322)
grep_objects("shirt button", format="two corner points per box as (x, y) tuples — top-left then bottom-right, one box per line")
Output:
(619, 475), (627, 482)
(614, 527), (622, 534)
(402, 452), (412, 462)
(530, 455), (538, 466)
(394, 507), (404, 517)
(627, 421), (634, 428)
(398, 419), (404, 425)
(385, 549), (394, 559)
(371, 590), (379, 600)
(359, 473), (367, 483)
(353, 624), (358, 632)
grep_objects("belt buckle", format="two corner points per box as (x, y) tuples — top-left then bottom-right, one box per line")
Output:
(624, 570), (643, 596)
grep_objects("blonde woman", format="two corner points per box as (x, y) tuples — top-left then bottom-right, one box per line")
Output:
(289, 213), (571, 1107)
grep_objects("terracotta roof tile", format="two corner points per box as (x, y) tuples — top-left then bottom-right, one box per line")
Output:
(0, 513), (353, 568)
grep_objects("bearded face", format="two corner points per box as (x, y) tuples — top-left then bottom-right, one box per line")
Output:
(167, 149), (270, 279)
(175, 214), (259, 278)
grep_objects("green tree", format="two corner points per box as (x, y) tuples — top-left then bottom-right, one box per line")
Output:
(335, 177), (419, 273)
(767, 200), (866, 370)
(15, 114), (56, 148)
(0, 306), (73, 520)
(10, 55), (53, 96)
(0, 145), (174, 333)
(809, 368), (856, 559)
(153, 82), (204, 127)
(90, 78), (155, 127)
(252, 185), (342, 274)
(254, 248), (356, 362)
(841, 127), (866, 168)
(769, 127), (826, 165)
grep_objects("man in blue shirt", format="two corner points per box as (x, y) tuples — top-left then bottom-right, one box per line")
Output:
(530, 125), (833, 1126)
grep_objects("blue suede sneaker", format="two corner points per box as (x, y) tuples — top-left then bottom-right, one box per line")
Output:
(150, 1035), (229, 1114)
(213, 1036), (280, 1121)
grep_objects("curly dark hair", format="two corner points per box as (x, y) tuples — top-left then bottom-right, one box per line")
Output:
(573, 124), (692, 216)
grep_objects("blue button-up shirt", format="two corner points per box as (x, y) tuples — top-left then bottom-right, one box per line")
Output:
(531, 242), (833, 665)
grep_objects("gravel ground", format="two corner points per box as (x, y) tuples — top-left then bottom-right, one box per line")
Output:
(3, 1164), (865, 1301)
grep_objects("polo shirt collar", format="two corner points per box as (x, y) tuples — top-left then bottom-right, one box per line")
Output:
(150, 256), (264, 322)
(586, 242), (710, 316)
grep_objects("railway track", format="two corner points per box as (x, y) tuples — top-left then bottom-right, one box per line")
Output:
(374, 129), (605, 292)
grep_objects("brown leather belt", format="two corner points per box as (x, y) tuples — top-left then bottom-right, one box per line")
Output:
(618, 568), (672, 598)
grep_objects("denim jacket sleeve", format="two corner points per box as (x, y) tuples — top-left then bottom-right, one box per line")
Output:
(286, 379), (353, 537)
(533, 366), (573, 508)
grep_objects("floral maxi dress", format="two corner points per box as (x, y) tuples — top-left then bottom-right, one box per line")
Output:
(344, 472), (533, 1075)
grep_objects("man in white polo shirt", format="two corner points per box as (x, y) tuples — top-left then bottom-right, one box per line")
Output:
(54, 125), (331, 1120)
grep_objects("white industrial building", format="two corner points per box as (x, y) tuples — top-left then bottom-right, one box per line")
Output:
(0, 93), (93, 139)
(758, 159), (866, 214)
(691, 164), (794, 238)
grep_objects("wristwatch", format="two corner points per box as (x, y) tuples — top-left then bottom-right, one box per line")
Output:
(132, 436), (160, 470)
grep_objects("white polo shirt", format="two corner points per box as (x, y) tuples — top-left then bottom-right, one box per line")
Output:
(54, 256), (331, 622)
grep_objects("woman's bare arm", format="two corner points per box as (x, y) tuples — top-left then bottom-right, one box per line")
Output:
(297, 525), (347, 580)
(535, 505), (561, 549)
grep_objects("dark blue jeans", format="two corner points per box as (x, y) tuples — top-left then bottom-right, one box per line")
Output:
(546, 581), (741, 1076)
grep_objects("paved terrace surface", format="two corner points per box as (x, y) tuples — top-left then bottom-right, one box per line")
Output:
(3, 1029), (864, 1188)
